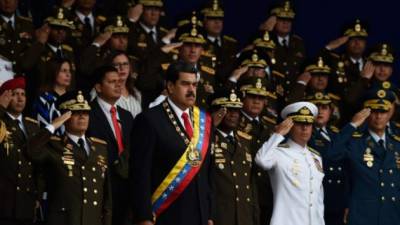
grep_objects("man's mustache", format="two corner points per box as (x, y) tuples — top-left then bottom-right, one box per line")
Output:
(186, 92), (196, 98)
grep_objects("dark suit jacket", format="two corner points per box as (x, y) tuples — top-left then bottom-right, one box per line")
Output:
(130, 101), (214, 225)
(87, 98), (134, 225)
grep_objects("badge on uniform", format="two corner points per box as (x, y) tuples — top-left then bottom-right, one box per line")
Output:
(313, 157), (323, 173)
(363, 147), (374, 168)
(395, 152), (400, 169)
(291, 160), (301, 176)
(97, 155), (107, 178)
(245, 152), (252, 163)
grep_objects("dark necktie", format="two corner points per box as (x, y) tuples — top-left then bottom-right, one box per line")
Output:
(226, 135), (235, 145)
(378, 139), (385, 149)
(84, 16), (92, 36)
(181, 112), (193, 139)
(7, 20), (13, 30)
(56, 47), (63, 59)
(281, 39), (288, 48)
(148, 30), (157, 45)
(78, 138), (85, 150)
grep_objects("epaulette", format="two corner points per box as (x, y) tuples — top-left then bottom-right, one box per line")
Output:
(352, 132), (363, 138)
(25, 117), (38, 124)
(328, 93), (341, 101)
(308, 146), (320, 156)
(62, 44), (73, 52)
(201, 65), (215, 75)
(201, 51), (215, 58)
(292, 34), (303, 41)
(262, 116), (277, 125)
(161, 63), (170, 71)
(128, 55), (139, 61)
(50, 136), (61, 141)
(391, 134), (400, 142)
(160, 27), (169, 33)
(278, 143), (289, 148)
(170, 49), (179, 54)
(394, 122), (400, 129)
(272, 70), (285, 78)
(223, 35), (237, 43)
(96, 15), (107, 22)
(17, 16), (32, 22)
(237, 130), (252, 140)
(90, 137), (107, 145)
(329, 125), (339, 133)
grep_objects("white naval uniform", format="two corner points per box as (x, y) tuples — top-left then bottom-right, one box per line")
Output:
(255, 133), (325, 225)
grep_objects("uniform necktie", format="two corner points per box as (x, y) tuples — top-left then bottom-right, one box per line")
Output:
(148, 30), (157, 44)
(84, 16), (92, 34)
(378, 139), (385, 149)
(7, 20), (13, 30)
(110, 106), (124, 155)
(14, 119), (26, 137)
(78, 138), (85, 150)
(56, 47), (63, 59)
(227, 135), (235, 145)
(213, 38), (220, 48)
(281, 39), (288, 47)
(181, 112), (193, 139)
(319, 128), (331, 142)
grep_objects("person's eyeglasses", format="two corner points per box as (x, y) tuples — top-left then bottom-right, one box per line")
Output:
(113, 62), (130, 69)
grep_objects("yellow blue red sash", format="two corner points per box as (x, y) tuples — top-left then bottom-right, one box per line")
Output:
(151, 106), (211, 217)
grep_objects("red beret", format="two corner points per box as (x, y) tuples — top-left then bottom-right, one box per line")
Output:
(0, 77), (26, 95)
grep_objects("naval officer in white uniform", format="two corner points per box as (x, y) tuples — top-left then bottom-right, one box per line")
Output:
(255, 101), (325, 225)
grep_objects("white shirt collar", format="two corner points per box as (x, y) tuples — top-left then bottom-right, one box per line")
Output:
(47, 43), (61, 53)
(217, 129), (234, 138)
(6, 112), (22, 123)
(278, 35), (290, 46)
(66, 132), (89, 154)
(369, 129), (386, 144)
(75, 10), (94, 27)
(140, 22), (157, 34)
(241, 110), (259, 122)
(1, 14), (15, 27)
(207, 35), (221, 46)
(167, 97), (191, 127)
(287, 138), (308, 151)
(97, 97), (118, 116)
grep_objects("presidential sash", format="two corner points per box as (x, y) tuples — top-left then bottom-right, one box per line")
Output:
(151, 104), (211, 217)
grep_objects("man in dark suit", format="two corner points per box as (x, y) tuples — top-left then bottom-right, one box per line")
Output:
(130, 61), (214, 225)
(87, 65), (134, 225)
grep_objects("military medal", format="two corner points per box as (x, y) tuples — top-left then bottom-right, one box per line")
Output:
(395, 152), (400, 169)
(363, 148), (374, 168)
(187, 144), (201, 167)
(218, 163), (224, 170)
(313, 157), (323, 173)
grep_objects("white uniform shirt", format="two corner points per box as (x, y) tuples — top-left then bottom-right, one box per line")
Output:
(255, 133), (325, 225)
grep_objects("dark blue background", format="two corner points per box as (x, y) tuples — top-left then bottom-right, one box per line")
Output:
(162, 0), (400, 82)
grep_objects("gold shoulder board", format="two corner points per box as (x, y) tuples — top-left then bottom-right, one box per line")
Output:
(392, 135), (400, 142)
(262, 116), (277, 125)
(330, 125), (339, 133)
(62, 44), (73, 52)
(201, 51), (215, 58)
(237, 130), (252, 140)
(50, 136), (61, 141)
(292, 34), (303, 40)
(201, 65), (215, 75)
(17, 16), (32, 22)
(308, 146), (320, 156)
(96, 15), (107, 22)
(278, 143), (289, 148)
(330, 52), (340, 58)
(352, 132), (362, 138)
(223, 35), (237, 42)
(160, 27), (169, 33)
(394, 122), (400, 128)
(90, 137), (107, 145)
(25, 117), (39, 124)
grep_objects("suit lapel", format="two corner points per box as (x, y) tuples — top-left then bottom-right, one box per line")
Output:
(92, 100), (118, 146)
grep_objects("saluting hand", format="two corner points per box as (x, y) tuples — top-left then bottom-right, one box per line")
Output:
(275, 118), (294, 136)
(297, 71), (312, 85)
(229, 66), (249, 81)
(0, 90), (12, 109)
(35, 24), (50, 45)
(51, 111), (72, 130)
(162, 28), (177, 43)
(259, 16), (277, 31)
(351, 108), (371, 127)
(161, 42), (183, 53)
(127, 4), (143, 22)
(212, 107), (227, 127)
(93, 31), (113, 47)
(326, 36), (349, 50)
(360, 61), (375, 79)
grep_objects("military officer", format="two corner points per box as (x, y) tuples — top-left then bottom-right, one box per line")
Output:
(306, 92), (348, 225)
(210, 88), (259, 225)
(261, 1), (306, 89)
(326, 87), (400, 225)
(127, 0), (169, 65)
(18, 7), (75, 114)
(237, 77), (275, 225)
(79, 15), (132, 91)
(255, 101), (325, 225)
(0, 0), (34, 70)
(68, 0), (107, 56)
(26, 90), (112, 225)
(201, 0), (238, 84)
(0, 77), (44, 225)
(138, 12), (217, 108)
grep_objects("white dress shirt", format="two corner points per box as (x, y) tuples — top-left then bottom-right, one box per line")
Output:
(350, 57), (364, 72)
(1, 14), (15, 29)
(369, 130), (386, 148)
(66, 132), (90, 155)
(140, 22), (157, 43)
(97, 97), (121, 138)
(207, 35), (221, 47)
(255, 133), (325, 225)
(75, 10), (94, 29)
(168, 97), (192, 128)
(278, 35), (290, 47)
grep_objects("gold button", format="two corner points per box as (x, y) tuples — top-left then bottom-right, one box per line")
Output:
(389, 170), (393, 174)
(338, 167), (342, 171)
(81, 166), (85, 170)
(94, 189), (98, 194)
(381, 196), (385, 201)
(329, 167), (334, 171)
(93, 178), (97, 183)
(18, 161), (22, 165)
(257, 140), (260, 143)
(28, 162), (31, 166)
(93, 201), (98, 206)
(233, 172), (237, 177)
(392, 197), (396, 202)
(246, 185), (250, 189)
(83, 199), (87, 204)
(231, 161), (234, 165)
(28, 175), (32, 179)
(83, 188), (88, 192)
(235, 185), (239, 189)
(17, 149), (21, 153)
(381, 182), (385, 187)
(328, 179), (332, 184)
(380, 169), (383, 173)
(391, 183), (395, 187)
(92, 167), (96, 172)
(242, 161), (246, 165)
(18, 173), (22, 178)
(26, 188), (30, 192)
(16, 186), (20, 191)
(246, 198), (250, 202)
(244, 173), (248, 176)
(83, 177), (87, 181)
(337, 180), (341, 184)
(236, 197), (239, 202)
(257, 172), (261, 177)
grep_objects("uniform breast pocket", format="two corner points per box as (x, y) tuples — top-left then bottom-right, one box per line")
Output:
(284, 162), (306, 189)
